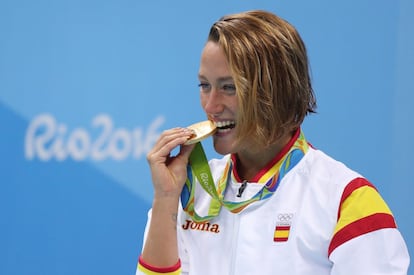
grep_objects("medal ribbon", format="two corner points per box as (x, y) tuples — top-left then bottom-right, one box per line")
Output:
(181, 130), (309, 222)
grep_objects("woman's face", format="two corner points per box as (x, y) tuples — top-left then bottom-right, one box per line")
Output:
(198, 41), (239, 155)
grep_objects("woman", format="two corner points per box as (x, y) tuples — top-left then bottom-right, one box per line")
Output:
(136, 10), (409, 274)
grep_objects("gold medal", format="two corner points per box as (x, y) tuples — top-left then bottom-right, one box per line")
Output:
(184, 120), (217, 145)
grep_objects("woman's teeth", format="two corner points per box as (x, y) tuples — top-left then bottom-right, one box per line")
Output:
(215, 121), (235, 131)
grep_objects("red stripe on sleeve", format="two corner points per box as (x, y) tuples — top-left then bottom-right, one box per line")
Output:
(138, 255), (181, 273)
(337, 178), (377, 220)
(328, 213), (396, 256)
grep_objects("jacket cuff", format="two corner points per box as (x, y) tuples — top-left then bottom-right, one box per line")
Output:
(137, 255), (181, 274)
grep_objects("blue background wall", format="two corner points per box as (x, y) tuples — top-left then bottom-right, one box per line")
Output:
(1, 0), (412, 274)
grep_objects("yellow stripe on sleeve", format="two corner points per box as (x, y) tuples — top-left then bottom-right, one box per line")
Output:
(334, 185), (392, 235)
(137, 264), (181, 275)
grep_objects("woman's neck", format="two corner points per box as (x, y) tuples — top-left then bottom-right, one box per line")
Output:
(234, 133), (294, 182)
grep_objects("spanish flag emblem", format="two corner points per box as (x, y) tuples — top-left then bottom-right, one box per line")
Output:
(274, 225), (291, 242)
(274, 213), (293, 242)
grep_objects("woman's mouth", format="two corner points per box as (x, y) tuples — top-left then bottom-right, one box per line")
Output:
(214, 120), (236, 133)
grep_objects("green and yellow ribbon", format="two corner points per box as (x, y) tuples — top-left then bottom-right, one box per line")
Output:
(181, 130), (309, 222)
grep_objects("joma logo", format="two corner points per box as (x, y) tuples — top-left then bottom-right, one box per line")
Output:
(182, 219), (220, 233)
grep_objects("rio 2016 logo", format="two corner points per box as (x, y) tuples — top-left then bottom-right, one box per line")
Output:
(25, 113), (164, 161)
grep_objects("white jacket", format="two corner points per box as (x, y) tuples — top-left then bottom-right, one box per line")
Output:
(140, 146), (410, 275)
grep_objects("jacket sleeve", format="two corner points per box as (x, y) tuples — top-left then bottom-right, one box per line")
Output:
(328, 178), (410, 274)
(177, 207), (189, 274)
(136, 209), (189, 275)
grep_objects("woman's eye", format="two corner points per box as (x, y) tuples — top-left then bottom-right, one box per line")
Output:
(198, 83), (211, 91)
(222, 84), (236, 94)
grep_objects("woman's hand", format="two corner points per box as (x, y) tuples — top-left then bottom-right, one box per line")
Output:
(146, 127), (195, 199)
(142, 127), (195, 268)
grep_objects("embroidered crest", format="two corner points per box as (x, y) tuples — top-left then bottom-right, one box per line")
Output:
(274, 213), (294, 242)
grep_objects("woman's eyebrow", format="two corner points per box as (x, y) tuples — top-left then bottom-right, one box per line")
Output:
(198, 74), (207, 80)
(217, 76), (234, 83)
(197, 74), (234, 83)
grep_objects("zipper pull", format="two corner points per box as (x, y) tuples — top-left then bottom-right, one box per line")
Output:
(237, 180), (247, 197)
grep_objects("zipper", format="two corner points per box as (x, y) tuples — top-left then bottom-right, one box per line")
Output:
(236, 180), (247, 197)
(229, 213), (241, 275)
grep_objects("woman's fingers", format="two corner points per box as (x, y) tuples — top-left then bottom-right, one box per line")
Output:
(146, 127), (196, 197)
(148, 128), (194, 163)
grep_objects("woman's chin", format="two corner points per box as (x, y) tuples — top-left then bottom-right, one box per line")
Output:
(212, 135), (235, 155)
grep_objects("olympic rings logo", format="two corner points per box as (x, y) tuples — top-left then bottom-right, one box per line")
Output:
(277, 213), (294, 222)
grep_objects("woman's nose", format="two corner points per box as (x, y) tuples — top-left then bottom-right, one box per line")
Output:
(202, 89), (224, 115)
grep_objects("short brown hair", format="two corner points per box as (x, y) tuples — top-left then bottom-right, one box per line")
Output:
(208, 10), (316, 147)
